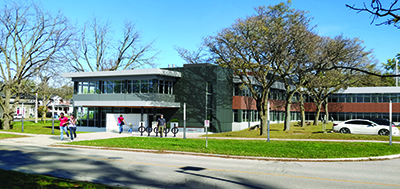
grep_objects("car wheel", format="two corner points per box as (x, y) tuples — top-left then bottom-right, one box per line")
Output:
(378, 129), (390, 136)
(340, 128), (351, 134)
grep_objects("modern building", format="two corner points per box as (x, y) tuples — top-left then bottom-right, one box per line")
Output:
(306, 87), (400, 123)
(63, 64), (400, 133)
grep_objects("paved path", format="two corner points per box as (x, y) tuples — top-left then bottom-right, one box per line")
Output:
(2, 132), (400, 188)
(1, 130), (400, 162)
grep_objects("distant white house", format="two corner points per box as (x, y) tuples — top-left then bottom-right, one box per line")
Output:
(46, 95), (73, 117)
(0, 93), (37, 118)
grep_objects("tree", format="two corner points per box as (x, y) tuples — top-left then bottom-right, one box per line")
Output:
(0, 2), (72, 130)
(69, 18), (158, 72)
(280, 30), (318, 131)
(306, 36), (372, 125)
(204, 2), (314, 135)
(346, 0), (400, 28)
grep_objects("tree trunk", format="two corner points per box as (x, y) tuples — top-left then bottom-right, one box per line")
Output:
(284, 102), (291, 131)
(313, 102), (322, 125)
(324, 100), (329, 123)
(257, 94), (268, 136)
(283, 86), (295, 131)
(299, 93), (306, 127)
(1, 88), (13, 130)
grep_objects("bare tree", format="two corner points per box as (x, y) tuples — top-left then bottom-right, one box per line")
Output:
(306, 36), (372, 125)
(0, 2), (72, 130)
(69, 18), (158, 72)
(346, 0), (400, 28)
(175, 46), (212, 64)
(204, 2), (314, 135)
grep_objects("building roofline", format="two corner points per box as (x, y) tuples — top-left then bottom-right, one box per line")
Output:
(62, 68), (181, 79)
(336, 87), (400, 94)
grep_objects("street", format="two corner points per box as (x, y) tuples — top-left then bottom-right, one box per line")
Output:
(1, 137), (400, 189)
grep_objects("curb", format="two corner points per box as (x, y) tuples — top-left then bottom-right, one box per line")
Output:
(50, 144), (400, 162)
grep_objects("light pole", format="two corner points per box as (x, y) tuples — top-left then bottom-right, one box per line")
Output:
(35, 65), (38, 123)
(52, 102), (55, 134)
(21, 102), (24, 132)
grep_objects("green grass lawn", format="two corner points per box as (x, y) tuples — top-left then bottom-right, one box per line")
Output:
(0, 168), (123, 189)
(68, 137), (400, 158)
(2, 120), (90, 135)
(205, 122), (400, 141)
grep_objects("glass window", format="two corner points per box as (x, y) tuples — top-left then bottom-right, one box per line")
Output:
(207, 81), (213, 93)
(242, 110), (248, 122)
(78, 82), (83, 94)
(371, 94), (377, 103)
(152, 79), (158, 93)
(207, 95), (212, 108)
(141, 80), (149, 93)
(158, 80), (163, 94)
(363, 94), (370, 103)
(105, 81), (114, 94)
(352, 94), (357, 103)
(170, 82), (173, 94)
(383, 93), (390, 103)
(89, 81), (100, 94)
(377, 94), (383, 102)
(331, 94), (338, 102)
(357, 94), (363, 103)
(338, 113), (345, 121)
(233, 110), (238, 122)
(149, 80), (154, 93)
(82, 82), (89, 94)
(391, 93), (398, 103)
(338, 94), (346, 102)
(114, 81), (122, 93)
(132, 80), (140, 93)
(127, 80), (133, 93)
(346, 94), (352, 103)
(164, 81), (169, 94)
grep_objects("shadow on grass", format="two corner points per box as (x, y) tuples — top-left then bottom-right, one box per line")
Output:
(312, 130), (332, 134)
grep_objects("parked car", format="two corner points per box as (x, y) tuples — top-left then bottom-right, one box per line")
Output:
(332, 119), (399, 136)
(364, 118), (396, 127)
(13, 114), (22, 119)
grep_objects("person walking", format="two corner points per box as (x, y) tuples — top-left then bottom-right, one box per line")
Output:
(157, 114), (166, 138)
(117, 114), (126, 134)
(68, 114), (77, 141)
(59, 113), (69, 141)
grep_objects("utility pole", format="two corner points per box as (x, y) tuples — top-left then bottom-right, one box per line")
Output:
(396, 59), (398, 87)
(35, 65), (39, 123)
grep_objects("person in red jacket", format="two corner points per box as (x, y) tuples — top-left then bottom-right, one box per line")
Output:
(59, 113), (69, 141)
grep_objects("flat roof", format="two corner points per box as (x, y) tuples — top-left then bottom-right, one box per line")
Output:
(337, 87), (400, 94)
(63, 68), (181, 78)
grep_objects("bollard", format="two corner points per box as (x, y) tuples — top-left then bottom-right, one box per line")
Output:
(146, 126), (152, 136)
(164, 127), (170, 137)
(153, 127), (158, 137)
(171, 124), (179, 137)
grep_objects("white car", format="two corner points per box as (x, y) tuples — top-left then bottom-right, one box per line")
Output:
(13, 114), (23, 119)
(332, 119), (399, 136)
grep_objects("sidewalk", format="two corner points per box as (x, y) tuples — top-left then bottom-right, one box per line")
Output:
(0, 131), (205, 146)
(2, 131), (400, 162)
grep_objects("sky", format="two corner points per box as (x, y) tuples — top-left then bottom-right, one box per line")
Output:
(17, 0), (400, 70)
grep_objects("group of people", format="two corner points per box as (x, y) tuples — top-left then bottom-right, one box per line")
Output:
(59, 113), (78, 141)
(58, 113), (168, 140)
(117, 114), (166, 138)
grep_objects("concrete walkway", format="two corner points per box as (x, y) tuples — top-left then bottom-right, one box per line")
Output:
(0, 131), (205, 146)
(1, 131), (400, 162)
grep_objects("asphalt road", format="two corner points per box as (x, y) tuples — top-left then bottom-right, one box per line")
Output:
(1, 139), (400, 189)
